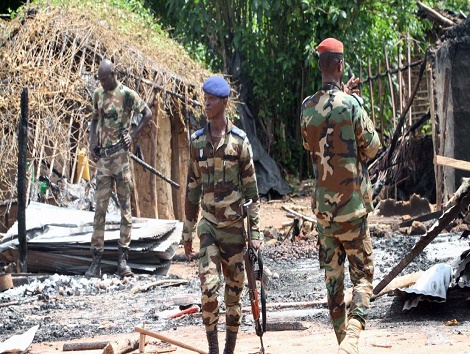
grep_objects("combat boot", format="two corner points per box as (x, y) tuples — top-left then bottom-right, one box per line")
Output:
(117, 246), (133, 277)
(206, 329), (219, 354)
(85, 249), (102, 278)
(223, 330), (237, 354)
(337, 318), (362, 354)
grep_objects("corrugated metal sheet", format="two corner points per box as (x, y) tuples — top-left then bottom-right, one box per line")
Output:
(0, 202), (181, 275)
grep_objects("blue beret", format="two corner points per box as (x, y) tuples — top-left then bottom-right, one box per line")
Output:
(203, 76), (230, 98)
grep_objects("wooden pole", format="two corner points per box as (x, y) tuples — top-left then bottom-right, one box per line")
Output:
(151, 105), (158, 217)
(429, 66), (441, 210)
(70, 116), (85, 184)
(61, 115), (74, 178)
(378, 61), (384, 145)
(397, 43), (403, 128)
(130, 159), (141, 217)
(135, 327), (206, 354)
(384, 47), (396, 130)
(170, 104), (182, 219)
(25, 120), (41, 204)
(18, 88), (28, 273)
(407, 33), (413, 126)
(367, 58), (376, 126)
(434, 155), (470, 172)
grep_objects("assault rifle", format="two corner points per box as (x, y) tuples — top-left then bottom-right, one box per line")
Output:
(119, 130), (180, 190)
(242, 199), (266, 354)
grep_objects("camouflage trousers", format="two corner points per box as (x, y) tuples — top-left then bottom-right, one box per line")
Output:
(197, 218), (246, 333)
(91, 150), (134, 251)
(317, 216), (374, 344)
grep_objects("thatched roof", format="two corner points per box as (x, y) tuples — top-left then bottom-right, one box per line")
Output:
(0, 0), (210, 201)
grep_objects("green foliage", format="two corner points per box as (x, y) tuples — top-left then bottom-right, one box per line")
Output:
(147, 0), (468, 181)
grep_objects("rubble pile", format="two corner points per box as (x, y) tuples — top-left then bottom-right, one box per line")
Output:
(0, 273), (200, 343)
(262, 239), (318, 261)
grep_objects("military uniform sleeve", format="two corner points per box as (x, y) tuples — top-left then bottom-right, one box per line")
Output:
(91, 90), (99, 122)
(182, 144), (202, 242)
(130, 89), (146, 113)
(240, 137), (261, 240)
(300, 96), (312, 152)
(355, 106), (380, 161)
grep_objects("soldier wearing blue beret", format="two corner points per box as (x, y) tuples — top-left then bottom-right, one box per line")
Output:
(202, 76), (231, 98)
(182, 75), (262, 354)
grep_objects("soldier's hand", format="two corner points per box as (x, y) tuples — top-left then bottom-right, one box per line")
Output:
(344, 76), (360, 96)
(250, 239), (263, 250)
(121, 131), (132, 148)
(184, 240), (194, 261)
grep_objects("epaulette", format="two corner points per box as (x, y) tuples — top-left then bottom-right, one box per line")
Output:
(230, 126), (247, 140)
(351, 93), (364, 107)
(191, 128), (205, 141)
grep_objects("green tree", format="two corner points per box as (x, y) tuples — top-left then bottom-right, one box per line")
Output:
(147, 0), (469, 178)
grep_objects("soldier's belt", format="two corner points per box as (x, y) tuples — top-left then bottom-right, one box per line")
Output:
(100, 143), (123, 157)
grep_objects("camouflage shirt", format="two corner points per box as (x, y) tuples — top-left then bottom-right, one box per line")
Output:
(91, 81), (145, 148)
(301, 87), (380, 223)
(182, 119), (260, 242)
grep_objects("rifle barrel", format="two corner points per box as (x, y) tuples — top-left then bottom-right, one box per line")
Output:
(129, 152), (180, 189)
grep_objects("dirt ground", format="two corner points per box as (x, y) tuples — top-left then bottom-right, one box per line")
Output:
(3, 196), (470, 354)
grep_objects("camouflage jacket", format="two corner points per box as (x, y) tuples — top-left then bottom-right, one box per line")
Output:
(91, 81), (145, 148)
(301, 87), (380, 223)
(182, 119), (260, 242)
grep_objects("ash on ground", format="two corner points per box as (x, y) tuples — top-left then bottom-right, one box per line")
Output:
(1, 232), (470, 344)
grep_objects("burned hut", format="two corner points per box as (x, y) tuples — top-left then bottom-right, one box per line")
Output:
(0, 1), (211, 231)
(433, 16), (470, 203)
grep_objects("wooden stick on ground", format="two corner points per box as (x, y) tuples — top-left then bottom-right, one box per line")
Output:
(135, 327), (206, 354)
(102, 338), (142, 354)
(130, 279), (188, 294)
(281, 206), (316, 223)
(63, 341), (109, 351)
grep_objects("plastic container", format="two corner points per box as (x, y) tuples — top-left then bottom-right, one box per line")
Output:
(77, 148), (90, 181)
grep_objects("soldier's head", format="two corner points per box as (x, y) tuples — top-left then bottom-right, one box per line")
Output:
(317, 38), (344, 82)
(202, 76), (230, 120)
(97, 59), (118, 92)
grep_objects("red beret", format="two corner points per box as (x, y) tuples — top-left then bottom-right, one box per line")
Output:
(317, 38), (344, 55)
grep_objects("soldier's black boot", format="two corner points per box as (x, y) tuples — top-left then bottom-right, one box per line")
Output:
(206, 329), (219, 354)
(117, 246), (133, 277)
(85, 249), (102, 278)
(223, 330), (237, 354)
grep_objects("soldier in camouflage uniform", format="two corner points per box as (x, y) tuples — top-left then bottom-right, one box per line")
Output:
(182, 76), (262, 354)
(300, 38), (380, 354)
(85, 59), (152, 278)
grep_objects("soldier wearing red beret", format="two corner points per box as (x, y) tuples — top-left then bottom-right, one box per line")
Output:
(301, 38), (380, 354)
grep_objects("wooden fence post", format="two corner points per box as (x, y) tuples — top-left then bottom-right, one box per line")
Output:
(18, 88), (29, 272)
(384, 47), (396, 130)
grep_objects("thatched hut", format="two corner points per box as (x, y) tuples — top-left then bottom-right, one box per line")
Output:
(0, 1), (211, 231)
